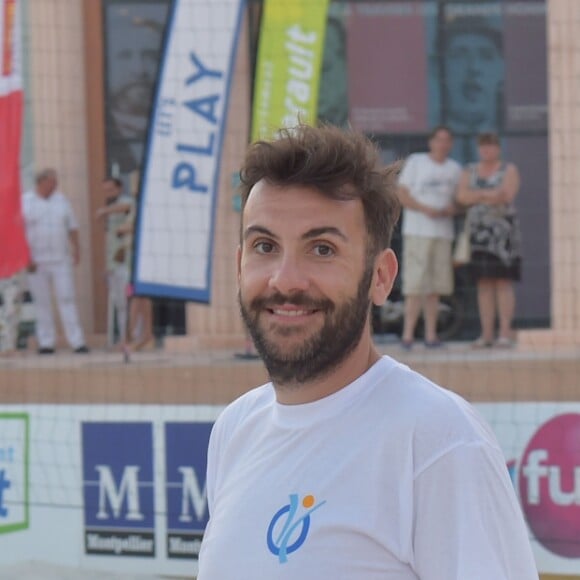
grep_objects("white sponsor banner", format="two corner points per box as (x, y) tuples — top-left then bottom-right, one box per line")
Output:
(2, 402), (580, 575)
(133, 0), (245, 302)
(0, 413), (28, 533)
(0, 404), (223, 578)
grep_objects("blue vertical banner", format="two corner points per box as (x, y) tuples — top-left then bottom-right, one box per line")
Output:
(82, 423), (155, 557)
(132, 0), (246, 302)
(165, 422), (213, 559)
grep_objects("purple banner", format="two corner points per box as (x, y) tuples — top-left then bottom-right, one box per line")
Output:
(347, 2), (430, 133)
(503, 1), (548, 131)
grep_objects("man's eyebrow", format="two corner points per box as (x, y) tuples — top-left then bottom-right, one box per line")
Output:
(243, 225), (278, 241)
(243, 225), (349, 242)
(302, 227), (348, 242)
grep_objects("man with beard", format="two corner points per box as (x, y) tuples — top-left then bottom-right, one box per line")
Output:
(197, 125), (537, 579)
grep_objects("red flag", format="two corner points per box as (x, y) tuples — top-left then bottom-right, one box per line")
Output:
(0, 0), (29, 279)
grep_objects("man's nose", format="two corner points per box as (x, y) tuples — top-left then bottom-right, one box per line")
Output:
(465, 52), (480, 73)
(268, 254), (310, 295)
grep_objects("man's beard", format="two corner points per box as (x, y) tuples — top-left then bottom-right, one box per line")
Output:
(238, 266), (374, 386)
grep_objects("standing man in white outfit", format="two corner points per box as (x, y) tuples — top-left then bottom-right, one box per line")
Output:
(397, 126), (462, 349)
(197, 125), (538, 579)
(23, 169), (89, 354)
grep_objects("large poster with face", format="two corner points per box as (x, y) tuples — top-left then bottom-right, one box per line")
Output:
(342, 2), (547, 160)
(105, 2), (169, 175)
(436, 5), (504, 130)
(430, 2), (505, 163)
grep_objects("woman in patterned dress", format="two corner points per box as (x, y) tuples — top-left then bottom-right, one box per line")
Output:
(456, 133), (522, 348)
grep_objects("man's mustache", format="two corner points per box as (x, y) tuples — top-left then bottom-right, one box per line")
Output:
(250, 292), (333, 312)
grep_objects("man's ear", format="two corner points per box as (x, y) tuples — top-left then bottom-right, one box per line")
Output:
(370, 249), (398, 306)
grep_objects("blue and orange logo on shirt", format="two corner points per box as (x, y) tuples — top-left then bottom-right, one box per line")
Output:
(267, 493), (326, 564)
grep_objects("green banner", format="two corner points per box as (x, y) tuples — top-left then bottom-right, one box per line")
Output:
(251, 0), (330, 141)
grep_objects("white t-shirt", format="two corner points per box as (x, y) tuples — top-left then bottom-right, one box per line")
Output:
(22, 191), (78, 263)
(197, 356), (538, 580)
(398, 153), (462, 240)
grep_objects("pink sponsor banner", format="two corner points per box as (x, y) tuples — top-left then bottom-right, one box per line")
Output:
(478, 403), (580, 574)
(0, 0), (28, 279)
(347, 2), (429, 133)
(518, 413), (580, 560)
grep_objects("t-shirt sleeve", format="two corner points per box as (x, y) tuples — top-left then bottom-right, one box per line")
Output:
(398, 155), (416, 189)
(205, 414), (224, 515)
(411, 441), (539, 580)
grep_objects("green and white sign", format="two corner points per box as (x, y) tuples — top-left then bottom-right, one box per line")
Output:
(251, 0), (330, 140)
(0, 413), (29, 534)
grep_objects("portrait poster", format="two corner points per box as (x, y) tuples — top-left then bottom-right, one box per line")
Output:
(347, 2), (432, 134)
(105, 2), (170, 175)
(433, 2), (504, 163)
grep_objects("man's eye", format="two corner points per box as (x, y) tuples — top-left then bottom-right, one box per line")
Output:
(255, 241), (275, 254)
(312, 244), (334, 257)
